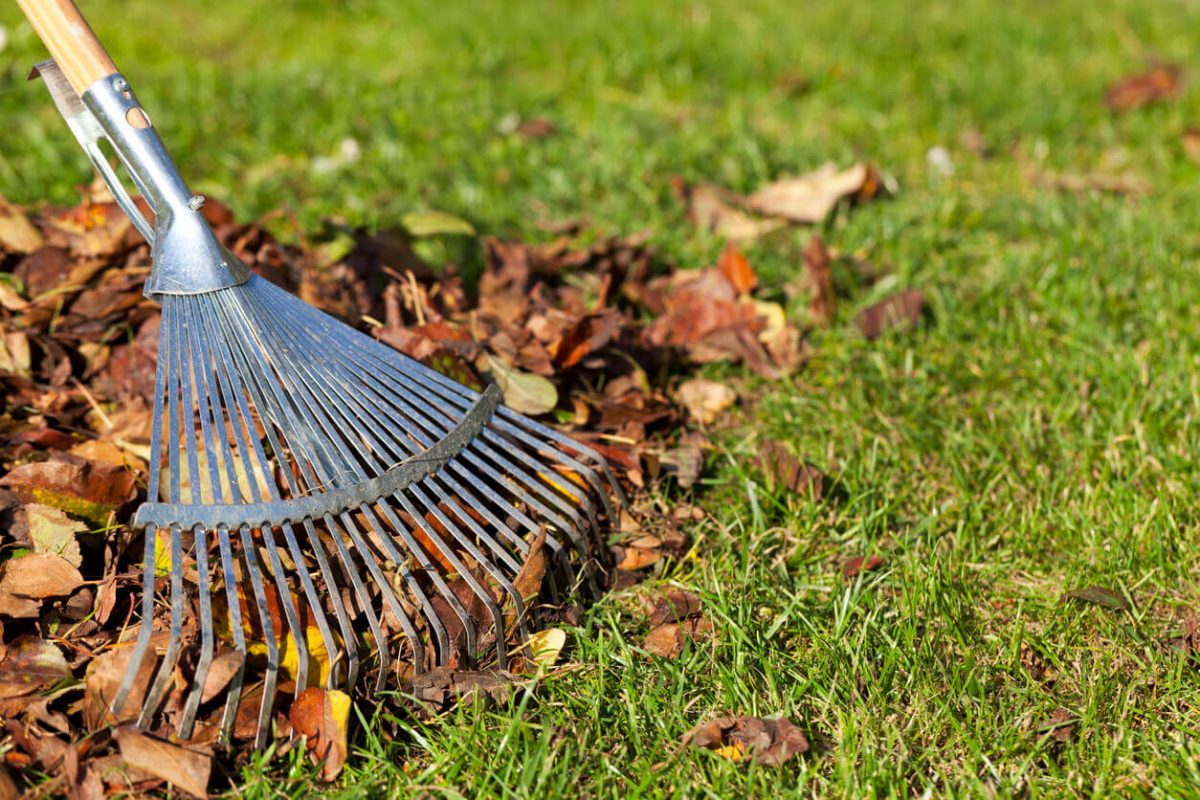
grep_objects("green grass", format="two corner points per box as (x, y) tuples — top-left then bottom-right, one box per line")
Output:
(4, 0), (1200, 796)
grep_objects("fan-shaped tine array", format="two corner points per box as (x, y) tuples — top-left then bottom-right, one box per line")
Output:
(112, 275), (622, 747)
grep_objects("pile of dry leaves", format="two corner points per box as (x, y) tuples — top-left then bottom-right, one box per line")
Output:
(0, 159), (918, 795)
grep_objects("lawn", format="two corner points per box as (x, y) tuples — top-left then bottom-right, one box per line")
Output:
(3, 0), (1200, 796)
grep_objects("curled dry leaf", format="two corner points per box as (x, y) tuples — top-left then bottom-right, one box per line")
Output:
(675, 379), (736, 426)
(646, 588), (703, 626)
(524, 627), (567, 668)
(748, 162), (883, 224)
(0, 196), (44, 254)
(113, 726), (212, 799)
(642, 618), (711, 659)
(681, 715), (809, 767)
(289, 687), (352, 782)
(717, 243), (757, 294)
(1104, 64), (1183, 112)
(855, 289), (925, 341)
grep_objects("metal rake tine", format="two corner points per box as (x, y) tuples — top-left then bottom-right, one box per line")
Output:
(336, 509), (427, 674)
(112, 524), (158, 716)
(214, 524), (246, 745)
(196, 297), (347, 693)
(243, 319), (525, 658)
(229, 292), (470, 668)
(140, 304), (189, 726)
(321, 512), (395, 688)
(302, 517), (362, 688)
(178, 524), (213, 738)
(238, 524), (279, 751)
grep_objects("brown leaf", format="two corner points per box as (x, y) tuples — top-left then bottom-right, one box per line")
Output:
(681, 715), (809, 766)
(1045, 708), (1075, 742)
(200, 651), (246, 705)
(0, 637), (70, 702)
(674, 180), (785, 241)
(615, 545), (661, 571)
(675, 379), (736, 425)
(642, 617), (710, 659)
(1066, 585), (1129, 612)
(748, 163), (882, 224)
(717, 243), (757, 294)
(25, 504), (85, 567)
(1105, 64), (1182, 112)
(647, 588), (702, 626)
(551, 310), (620, 369)
(843, 554), (884, 578)
(289, 687), (352, 782)
(0, 197), (43, 254)
(410, 666), (515, 710)
(1033, 170), (1150, 195)
(1184, 128), (1200, 164)
(855, 289), (925, 340)
(0, 452), (137, 524)
(83, 645), (157, 730)
(113, 726), (212, 798)
(515, 117), (557, 139)
(803, 234), (835, 325)
(757, 442), (824, 499)
(0, 553), (84, 618)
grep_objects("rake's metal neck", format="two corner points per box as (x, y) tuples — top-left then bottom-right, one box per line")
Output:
(33, 61), (250, 300)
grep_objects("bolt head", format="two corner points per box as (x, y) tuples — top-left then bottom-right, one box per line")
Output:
(187, 195), (206, 212)
(111, 76), (129, 93)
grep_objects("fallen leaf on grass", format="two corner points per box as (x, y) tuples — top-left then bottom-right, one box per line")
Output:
(643, 619), (710, 658)
(1033, 171), (1150, 196)
(1105, 64), (1183, 112)
(675, 379), (736, 425)
(681, 715), (809, 766)
(855, 289), (925, 340)
(400, 210), (476, 238)
(843, 554), (884, 578)
(1066, 585), (1129, 612)
(757, 442), (824, 499)
(113, 726), (212, 798)
(1184, 128), (1200, 164)
(674, 181), (786, 241)
(0, 553), (84, 618)
(803, 234), (835, 326)
(1044, 708), (1075, 742)
(290, 687), (352, 782)
(524, 627), (566, 668)
(646, 588), (702, 626)
(748, 162), (883, 224)
(411, 667), (515, 711)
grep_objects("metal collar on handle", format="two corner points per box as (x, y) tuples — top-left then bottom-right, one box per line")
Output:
(30, 61), (250, 299)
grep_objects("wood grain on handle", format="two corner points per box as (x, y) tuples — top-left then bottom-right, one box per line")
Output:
(16, 0), (118, 94)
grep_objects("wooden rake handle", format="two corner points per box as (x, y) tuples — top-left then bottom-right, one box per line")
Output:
(16, 0), (119, 94)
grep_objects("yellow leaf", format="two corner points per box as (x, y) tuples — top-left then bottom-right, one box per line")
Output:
(525, 627), (566, 668)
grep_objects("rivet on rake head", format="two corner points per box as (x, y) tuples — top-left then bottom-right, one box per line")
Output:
(188, 194), (206, 211)
(111, 76), (129, 93)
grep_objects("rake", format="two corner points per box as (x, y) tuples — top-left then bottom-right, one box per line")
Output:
(18, 0), (621, 747)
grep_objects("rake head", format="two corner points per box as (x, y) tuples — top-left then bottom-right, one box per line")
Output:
(115, 274), (621, 747)
(26, 58), (621, 748)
